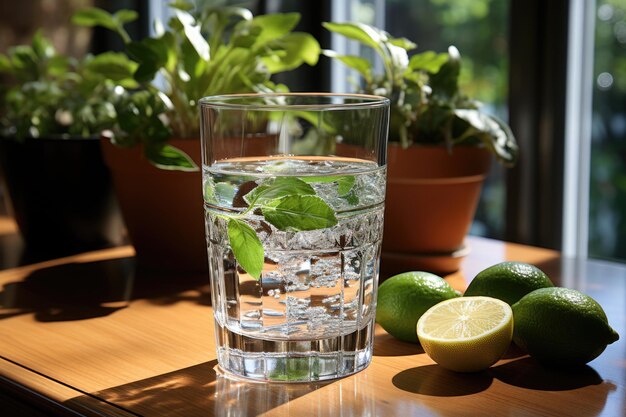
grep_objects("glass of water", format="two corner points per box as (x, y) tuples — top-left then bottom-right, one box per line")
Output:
(199, 93), (389, 382)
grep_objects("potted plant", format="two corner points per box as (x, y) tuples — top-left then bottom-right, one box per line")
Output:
(324, 22), (518, 274)
(0, 31), (129, 257)
(73, 2), (321, 272)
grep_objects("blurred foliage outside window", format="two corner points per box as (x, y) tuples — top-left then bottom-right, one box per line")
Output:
(590, 0), (626, 262)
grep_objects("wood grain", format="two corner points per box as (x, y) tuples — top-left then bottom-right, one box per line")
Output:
(0, 236), (624, 417)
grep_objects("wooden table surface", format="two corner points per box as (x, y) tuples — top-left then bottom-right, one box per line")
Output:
(0, 230), (624, 416)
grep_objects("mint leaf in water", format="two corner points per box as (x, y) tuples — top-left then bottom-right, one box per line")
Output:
(337, 176), (356, 196)
(245, 177), (315, 206)
(223, 176), (340, 280)
(227, 218), (264, 279)
(262, 195), (338, 231)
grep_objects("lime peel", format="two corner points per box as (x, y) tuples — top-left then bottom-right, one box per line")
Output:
(376, 271), (460, 343)
(512, 287), (620, 366)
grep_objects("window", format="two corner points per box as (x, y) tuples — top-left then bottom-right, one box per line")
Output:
(333, 0), (511, 239)
(588, 0), (626, 262)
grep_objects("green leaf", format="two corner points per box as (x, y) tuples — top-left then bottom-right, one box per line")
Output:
(245, 177), (316, 206)
(262, 195), (338, 232)
(0, 54), (12, 72)
(126, 39), (167, 64)
(86, 52), (137, 82)
(322, 50), (372, 82)
(127, 41), (153, 62)
(337, 176), (356, 196)
(168, 0), (194, 11)
(250, 13), (300, 45)
(11, 46), (36, 71)
(215, 6), (254, 21)
(72, 7), (133, 43)
(409, 51), (448, 73)
(160, 32), (178, 72)
(389, 37), (417, 51)
(114, 9), (138, 24)
(175, 10), (210, 61)
(47, 55), (70, 76)
(228, 218), (264, 279)
(453, 109), (518, 166)
(134, 61), (159, 82)
(387, 43), (409, 73)
(127, 39), (170, 82)
(144, 143), (199, 171)
(72, 7), (118, 30)
(263, 32), (320, 73)
(322, 22), (386, 53)
(429, 46), (462, 99)
(31, 30), (54, 59)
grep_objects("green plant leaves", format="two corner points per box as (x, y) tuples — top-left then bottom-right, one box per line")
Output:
(72, 8), (118, 30)
(322, 22), (385, 53)
(324, 22), (518, 166)
(56, 5), (323, 170)
(454, 110), (518, 166)
(322, 50), (372, 82)
(127, 37), (173, 82)
(72, 7), (136, 43)
(409, 51), (448, 73)
(228, 219), (264, 279)
(31, 30), (54, 59)
(429, 46), (461, 100)
(175, 10), (210, 61)
(114, 9), (139, 25)
(250, 13), (300, 45)
(0, 54), (10, 72)
(389, 37), (417, 51)
(0, 26), (133, 139)
(85, 52), (138, 86)
(263, 33), (320, 73)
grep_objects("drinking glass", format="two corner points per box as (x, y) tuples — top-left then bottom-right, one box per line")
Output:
(199, 93), (389, 382)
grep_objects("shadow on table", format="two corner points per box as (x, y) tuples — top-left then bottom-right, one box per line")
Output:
(64, 360), (354, 417)
(393, 364), (493, 396)
(393, 357), (615, 417)
(489, 357), (607, 390)
(373, 331), (424, 357)
(0, 256), (210, 322)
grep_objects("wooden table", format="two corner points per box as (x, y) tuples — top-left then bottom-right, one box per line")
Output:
(0, 233), (624, 416)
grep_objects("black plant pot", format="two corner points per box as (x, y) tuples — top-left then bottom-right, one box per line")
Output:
(0, 136), (125, 257)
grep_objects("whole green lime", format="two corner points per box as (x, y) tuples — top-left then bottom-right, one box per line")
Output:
(376, 271), (460, 343)
(464, 261), (554, 305)
(512, 287), (619, 367)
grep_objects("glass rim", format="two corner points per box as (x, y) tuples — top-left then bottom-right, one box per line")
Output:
(198, 92), (390, 111)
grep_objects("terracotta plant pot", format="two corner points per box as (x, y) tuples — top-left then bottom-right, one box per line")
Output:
(0, 136), (124, 256)
(101, 138), (207, 273)
(382, 144), (492, 275)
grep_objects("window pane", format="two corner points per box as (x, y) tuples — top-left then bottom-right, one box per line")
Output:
(589, 0), (626, 261)
(384, 0), (511, 238)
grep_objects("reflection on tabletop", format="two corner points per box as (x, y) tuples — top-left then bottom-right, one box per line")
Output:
(0, 249), (210, 322)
